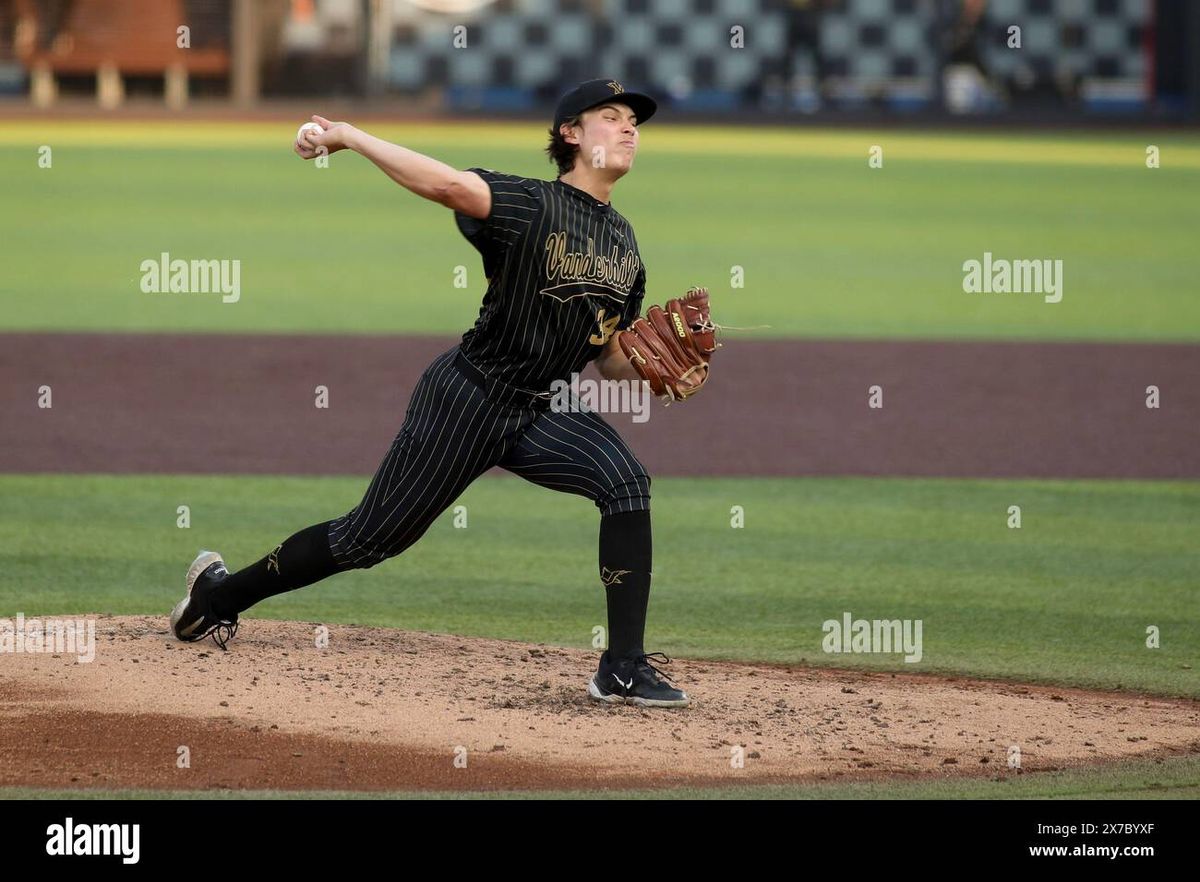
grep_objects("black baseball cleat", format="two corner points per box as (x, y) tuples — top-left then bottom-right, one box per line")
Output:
(588, 650), (691, 708)
(169, 550), (239, 650)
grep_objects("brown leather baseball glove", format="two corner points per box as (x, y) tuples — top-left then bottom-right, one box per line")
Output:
(618, 286), (719, 402)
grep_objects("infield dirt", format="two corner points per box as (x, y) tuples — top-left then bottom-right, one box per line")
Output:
(2, 333), (1197, 478)
(2, 616), (1197, 793)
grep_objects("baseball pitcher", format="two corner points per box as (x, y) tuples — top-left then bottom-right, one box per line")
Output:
(170, 79), (718, 708)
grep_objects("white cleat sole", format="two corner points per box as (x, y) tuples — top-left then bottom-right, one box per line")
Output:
(186, 550), (224, 592)
(170, 550), (225, 637)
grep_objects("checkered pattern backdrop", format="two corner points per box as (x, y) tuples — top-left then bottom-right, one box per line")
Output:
(980, 0), (1150, 86)
(385, 0), (1153, 111)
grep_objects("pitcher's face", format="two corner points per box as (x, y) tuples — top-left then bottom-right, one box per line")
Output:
(565, 101), (640, 175)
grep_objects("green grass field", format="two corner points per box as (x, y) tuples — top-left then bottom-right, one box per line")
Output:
(4, 752), (1198, 799)
(2, 121), (1198, 340)
(2, 473), (1196, 699)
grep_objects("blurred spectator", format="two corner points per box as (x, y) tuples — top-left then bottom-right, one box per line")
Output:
(939, 0), (999, 113)
(782, 0), (839, 113)
(945, 0), (987, 72)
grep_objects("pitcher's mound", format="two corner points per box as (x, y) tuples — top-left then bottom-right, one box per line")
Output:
(2, 616), (1197, 793)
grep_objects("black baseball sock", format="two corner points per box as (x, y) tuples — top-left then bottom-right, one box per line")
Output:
(210, 521), (342, 618)
(599, 509), (652, 661)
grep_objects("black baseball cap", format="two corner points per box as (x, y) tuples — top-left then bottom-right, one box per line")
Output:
(552, 78), (657, 132)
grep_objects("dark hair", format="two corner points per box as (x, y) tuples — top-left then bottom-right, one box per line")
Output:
(545, 114), (582, 177)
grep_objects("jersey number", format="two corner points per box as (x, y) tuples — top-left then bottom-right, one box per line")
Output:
(589, 308), (620, 346)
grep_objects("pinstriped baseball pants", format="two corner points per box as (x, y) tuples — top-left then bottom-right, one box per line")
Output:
(327, 346), (651, 571)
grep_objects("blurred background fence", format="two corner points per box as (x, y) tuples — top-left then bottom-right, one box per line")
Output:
(0, 0), (1195, 119)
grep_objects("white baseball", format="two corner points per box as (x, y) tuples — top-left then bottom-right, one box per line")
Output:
(296, 122), (324, 143)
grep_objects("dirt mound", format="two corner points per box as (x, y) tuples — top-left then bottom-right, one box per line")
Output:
(1, 616), (1197, 793)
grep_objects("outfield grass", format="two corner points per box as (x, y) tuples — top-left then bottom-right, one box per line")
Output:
(3, 753), (1197, 800)
(2, 122), (1198, 340)
(1, 473), (1196, 698)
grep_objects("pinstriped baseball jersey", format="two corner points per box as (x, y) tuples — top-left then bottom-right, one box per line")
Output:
(328, 345), (651, 569)
(454, 168), (646, 391)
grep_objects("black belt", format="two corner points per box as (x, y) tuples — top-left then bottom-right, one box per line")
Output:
(453, 349), (557, 411)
